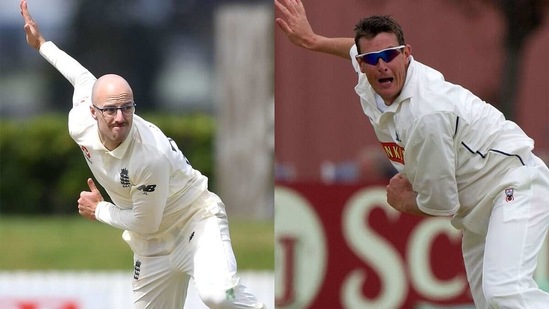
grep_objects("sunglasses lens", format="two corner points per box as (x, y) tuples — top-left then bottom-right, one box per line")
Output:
(363, 49), (401, 65)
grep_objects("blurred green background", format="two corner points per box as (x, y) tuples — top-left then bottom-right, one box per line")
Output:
(0, 216), (273, 271)
(0, 114), (273, 271)
(0, 114), (215, 215)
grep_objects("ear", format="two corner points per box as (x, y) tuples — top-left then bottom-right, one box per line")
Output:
(404, 44), (412, 63)
(357, 58), (367, 74)
(90, 105), (97, 120)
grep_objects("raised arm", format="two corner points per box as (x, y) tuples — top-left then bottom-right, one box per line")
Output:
(20, 0), (45, 50)
(20, 0), (96, 107)
(275, 0), (354, 59)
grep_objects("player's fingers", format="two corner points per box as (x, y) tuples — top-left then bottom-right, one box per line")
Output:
(388, 173), (400, 185)
(20, 0), (32, 22)
(275, 18), (292, 34)
(20, 0), (26, 15)
(87, 178), (98, 192)
(274, 0), (292, 17)
(293, 0), (306, 15)
(23, 23), (36, 36)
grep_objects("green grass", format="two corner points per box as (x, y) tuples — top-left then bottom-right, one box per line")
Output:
(0, 216), (273, 271)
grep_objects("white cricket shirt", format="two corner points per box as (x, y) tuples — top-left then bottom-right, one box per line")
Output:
(350, 45), (534, 235)
(40, 42), (209, 255)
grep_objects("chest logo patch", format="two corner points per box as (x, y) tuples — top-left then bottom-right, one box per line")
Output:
(381, 142), (405, 165)
(120, 168), (131, 188)
(505, 188), (514, 202)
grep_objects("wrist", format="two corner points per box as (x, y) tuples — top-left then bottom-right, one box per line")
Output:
(305, 34), (325, 51)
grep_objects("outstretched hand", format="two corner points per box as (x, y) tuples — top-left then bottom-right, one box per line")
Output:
(20, 0), (45, 50)
(274, 0), (317, 49)
(274, 0), (353, 59)
(78, 178), (104, 220)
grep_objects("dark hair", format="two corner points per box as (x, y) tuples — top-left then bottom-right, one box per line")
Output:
(354, 16), (405, 54)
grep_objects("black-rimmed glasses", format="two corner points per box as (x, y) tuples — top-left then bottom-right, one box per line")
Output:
(93, 102), (136, 118)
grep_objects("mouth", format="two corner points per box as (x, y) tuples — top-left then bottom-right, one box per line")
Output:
(111, 123), (126, 128)
(378, 77), (394, 86)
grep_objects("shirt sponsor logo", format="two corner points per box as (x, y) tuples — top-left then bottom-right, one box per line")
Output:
(381, 142), (405, 165)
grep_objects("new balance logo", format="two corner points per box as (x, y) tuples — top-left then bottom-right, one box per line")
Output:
(137, 184), (156, 194)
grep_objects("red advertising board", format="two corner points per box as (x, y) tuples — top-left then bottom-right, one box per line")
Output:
(275, 183), (474, 309)
(0, 298), (79, 309)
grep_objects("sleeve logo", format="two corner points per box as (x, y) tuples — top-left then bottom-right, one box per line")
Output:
(81, 145), (92, 164)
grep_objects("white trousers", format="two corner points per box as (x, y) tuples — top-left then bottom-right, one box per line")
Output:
(462, 155), (549, 309)
(131, 192), (266, 309)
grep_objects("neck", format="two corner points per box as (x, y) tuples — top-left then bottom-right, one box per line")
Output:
(98, 132), (118, 151)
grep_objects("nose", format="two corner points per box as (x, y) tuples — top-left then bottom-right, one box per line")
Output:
(114, 109), (125, 121)
(377, 59), (389, 71)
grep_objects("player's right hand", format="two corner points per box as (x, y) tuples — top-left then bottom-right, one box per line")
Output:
(274, 0), (318, 50)
(20, 0), (46, 50)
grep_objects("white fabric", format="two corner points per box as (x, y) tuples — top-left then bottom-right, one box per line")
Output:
(39, 41), (265, 309)
(349, 44), (549, 308)
(350, 45), (534, 235)
(132, 192), (266, 309)
(462, 154), (549, 308)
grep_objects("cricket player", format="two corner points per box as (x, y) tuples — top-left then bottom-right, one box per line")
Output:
(275, 0), (549, 308)
(21, 1), (266, 308)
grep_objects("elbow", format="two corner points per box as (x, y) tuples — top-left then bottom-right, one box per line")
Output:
(132, 216), (162, 234)
(138, 221), (161, 234)
(139, 225), (160, 235)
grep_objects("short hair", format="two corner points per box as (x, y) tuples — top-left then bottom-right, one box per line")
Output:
(354, 16), (405, 54)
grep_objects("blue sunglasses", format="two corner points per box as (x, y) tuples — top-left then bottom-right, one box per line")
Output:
(356, 45), (405, 65)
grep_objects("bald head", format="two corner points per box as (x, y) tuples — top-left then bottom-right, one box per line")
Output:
(90, 74), (135, 150)
(92, 74), (134, 106)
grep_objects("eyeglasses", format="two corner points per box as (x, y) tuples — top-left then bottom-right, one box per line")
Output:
(93, 102), (136, 118)
(356, 45), (405, 65)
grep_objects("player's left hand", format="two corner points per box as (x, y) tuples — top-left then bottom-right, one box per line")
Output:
(386, 173), (422, 215)
(275, 0), (317, 49)
(77, 178), (104, 220)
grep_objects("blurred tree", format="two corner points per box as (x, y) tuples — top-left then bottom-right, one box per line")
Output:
(46, 0), (170, 111)
(453, 0), (548, 120)
(497, 0), (547, 120)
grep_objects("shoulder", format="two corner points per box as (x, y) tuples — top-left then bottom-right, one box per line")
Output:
(406, 59), (474, 115)
(68, 102), (95, 140)
(132, 116), (171, 154)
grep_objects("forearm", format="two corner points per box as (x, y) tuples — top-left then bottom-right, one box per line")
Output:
(39, 42), (96, 104)
(304, 35), (354, 59)
(95, 201), (162, 234)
